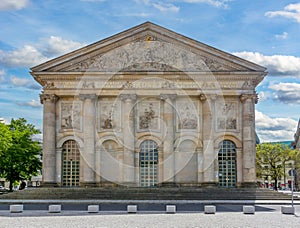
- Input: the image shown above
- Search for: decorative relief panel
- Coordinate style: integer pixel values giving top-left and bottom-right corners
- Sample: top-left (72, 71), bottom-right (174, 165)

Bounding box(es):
top-left (176, 100), bottom-right (199, 131)
top-left (216, 101), bottom-right (238, 131)
top-left (98, 100), bottom-right (121, 131)
top-left (61, 102), bottom-right (82, 130)
top-left (67, 41), bottom-right (241, 72)
top-left (137, 101), bottom-right (160, 131)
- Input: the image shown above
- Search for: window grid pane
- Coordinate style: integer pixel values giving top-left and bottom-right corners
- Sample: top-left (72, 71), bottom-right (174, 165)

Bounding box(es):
top-left (140, 140), bottom-right (158, 187)
top-left (62, 140), bottom-right (80, 187)
top-left (218, 140), bottom-right (236, 188)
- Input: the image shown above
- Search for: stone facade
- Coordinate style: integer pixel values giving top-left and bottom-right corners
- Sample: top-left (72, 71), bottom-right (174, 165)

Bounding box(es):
top-left (31, 22), bottom-right (267, 188)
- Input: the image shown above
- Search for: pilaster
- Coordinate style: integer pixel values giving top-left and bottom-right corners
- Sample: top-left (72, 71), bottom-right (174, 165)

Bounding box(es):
top-left (120, 94), bottom-right (137, 186)
top-left (79, 94), bottom-right (97, 187)
top-left (160, 94), bottom-right (176, 186)
top-left (40, 94), bottom-right (58, 187)
top-left (200, 94), bottom-right (217, 186)
top-left (240, 94), bottom-right (257, 186)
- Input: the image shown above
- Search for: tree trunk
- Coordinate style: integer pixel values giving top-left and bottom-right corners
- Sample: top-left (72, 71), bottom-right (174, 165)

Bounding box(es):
top-left (9, 180), bottom-right (13, 192)
top-left (274, 179), bottom-right (278, 191)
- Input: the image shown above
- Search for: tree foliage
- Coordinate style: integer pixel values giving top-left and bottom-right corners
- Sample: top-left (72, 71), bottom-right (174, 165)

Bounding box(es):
top-left (256, 143), bottom-right (297, 190)
top-left (0, 118), bottom-right (42, 191)
top-left (0, 122), bottom-right (12, 155)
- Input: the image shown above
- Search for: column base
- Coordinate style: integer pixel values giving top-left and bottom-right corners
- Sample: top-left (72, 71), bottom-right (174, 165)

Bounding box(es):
top-left (80, 182), bottom-right (97, 188)
top-left (122, 182), bottom-right (138, 188)
top-left (41, 182), bottom-right (59, 188)
top-left (159, 182), bottom-right (179, 188)
top-left (241, 182), bottom-right (257, 188)
top-left (201, 182), bottom-right (218, 188)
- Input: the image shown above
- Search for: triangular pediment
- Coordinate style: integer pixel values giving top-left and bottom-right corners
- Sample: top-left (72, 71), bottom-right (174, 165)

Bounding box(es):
top-left (31, 22), bottom-right (266, 74)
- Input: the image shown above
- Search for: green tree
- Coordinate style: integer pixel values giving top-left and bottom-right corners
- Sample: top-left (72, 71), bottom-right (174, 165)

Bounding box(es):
top-left (0, 118), bottom-right (42, 191)
top-left (256, 143), bottom-right (293, 190)
top-left (0, 122), bottom-right (12, 155)
top-left (289, 149), bottom-right (300, 191)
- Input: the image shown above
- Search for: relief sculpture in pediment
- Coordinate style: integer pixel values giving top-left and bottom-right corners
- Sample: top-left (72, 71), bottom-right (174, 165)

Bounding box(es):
top-left (71, 41), bottom-right (236, 72)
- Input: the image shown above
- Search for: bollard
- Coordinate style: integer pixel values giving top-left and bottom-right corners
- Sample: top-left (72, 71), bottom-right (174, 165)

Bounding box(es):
top-left (127, 205), bottom-right (137, 213)
top-left (88, 205), bottom-right (99, 213)
top-left (48, 205), bottom-right (61, 213)
top-left (243, 205), bottom-right (255, 214)
top-left (204, 205), bottom-right (216, 214)
top-left (166, 205), bottom-right (176, 214)
top-left (281, 206), bottom-right (295, 215)
top-left (10, 204), bottom-right (23, 213)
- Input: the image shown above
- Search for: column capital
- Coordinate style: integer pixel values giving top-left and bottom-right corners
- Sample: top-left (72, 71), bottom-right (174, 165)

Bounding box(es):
top-left (120, 94), bottom-right (137, 102)
top-left (199, 94), bottom-right (217, 102)
top-left (240, 94), bottom-right (257, 103)
top-left (40, 94), bottom-right (58, 104)
top-left (160, 94), bottom-right (177, 101)
top-left (79, 94), bottom-right (97, 101)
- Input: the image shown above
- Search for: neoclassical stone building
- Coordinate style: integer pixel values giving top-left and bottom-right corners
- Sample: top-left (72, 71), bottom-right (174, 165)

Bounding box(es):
top-left (31, 22), bottom-right (266, 188)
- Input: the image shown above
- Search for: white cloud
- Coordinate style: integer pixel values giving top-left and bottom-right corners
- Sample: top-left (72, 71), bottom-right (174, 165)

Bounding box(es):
top-left (0, 0), bottom-right (29, 11)
top-left (257, 91), bottom-right (270, 102)
top-left (39, 36), bottom-right (86, 57)
top-left (17, 99), bottom-right (42, 108)
top-left (10, 75), bottom-right (41, 90)
top-left (10, 76), bottom-right (31, 87)
top-left (255, 110), bottom-right (298, 142)
top-left (178, 0), bottom-right (231, 8)
top-left (0, 45), bottom-right (48, 67)
top-left (275, 32), bottom-right (288, 40)
top-left (152, 2), bottom-right (179, 13)
top-left (233, 52), bottom-right (300, 77)
top-left (0, 36), bottom-right (85, 68)
top-left (0, 69), bottom-right (5, 82)
top-left (265, 3), bottom-right (300, 23)
top-left (269, 82), bottom-right (300, 105)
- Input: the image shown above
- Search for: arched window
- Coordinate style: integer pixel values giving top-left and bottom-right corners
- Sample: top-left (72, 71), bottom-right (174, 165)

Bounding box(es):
top-left (62, 140), bottom-right (80, 187)
top-left (218, 140), bottom-right (236, 188)
top-left (140, 140), bottom-right (158, 187)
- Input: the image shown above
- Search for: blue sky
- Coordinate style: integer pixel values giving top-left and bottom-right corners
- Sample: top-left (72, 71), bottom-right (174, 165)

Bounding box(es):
top-left (0, 0), bottom-right (299, 142)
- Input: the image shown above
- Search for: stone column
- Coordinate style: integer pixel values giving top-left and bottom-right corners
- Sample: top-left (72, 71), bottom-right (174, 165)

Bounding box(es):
top-left (80, 94), bottom-right (97, 187)
top-left (236, 148), bottom-right (243, 187)
top-left (240, 94), bottom-right (257, 187)
top-left (160, 94), bottom-right (176, 186)
top-left (197, 148), bottom-right (203, 184)
top-left (40, 94), bottom-right (58, 187)
top-left (200, 94), bottom-right (216, 186)
top-left (120, 94), bottom-right (137, 186)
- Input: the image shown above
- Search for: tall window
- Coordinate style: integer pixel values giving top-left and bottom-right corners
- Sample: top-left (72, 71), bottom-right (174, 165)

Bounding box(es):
top-left (218, 140), bottom-right (236, 188)
top-left (140, 140), bottom-right (158, 187)
top-left (62, 140), bottom-right (80, 187)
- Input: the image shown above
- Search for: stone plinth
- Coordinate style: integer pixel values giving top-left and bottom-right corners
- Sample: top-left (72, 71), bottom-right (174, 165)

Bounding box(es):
top-left (10, 205), bottom-right (23, 213)
top-left (49, 205), bottom-right (61, 213)
top-left (204, 205), bottom-right (216, 214)
top-left (166, 205), bottom-right (176, 213)
top-left (281, 206), bottom-right (295, 215)
top-left (127, 205), bottom-right (137, 213)
top-left (88, 205), bottom-right (99, 213)
top-left (243, 205), bottom-right (255, 214)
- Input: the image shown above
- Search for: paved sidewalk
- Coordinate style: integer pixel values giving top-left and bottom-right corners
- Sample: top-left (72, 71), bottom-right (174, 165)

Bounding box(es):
top-left (0, 210), bottom-right (299, 228)
top-left (0, 205), bottom-right (300, 228)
